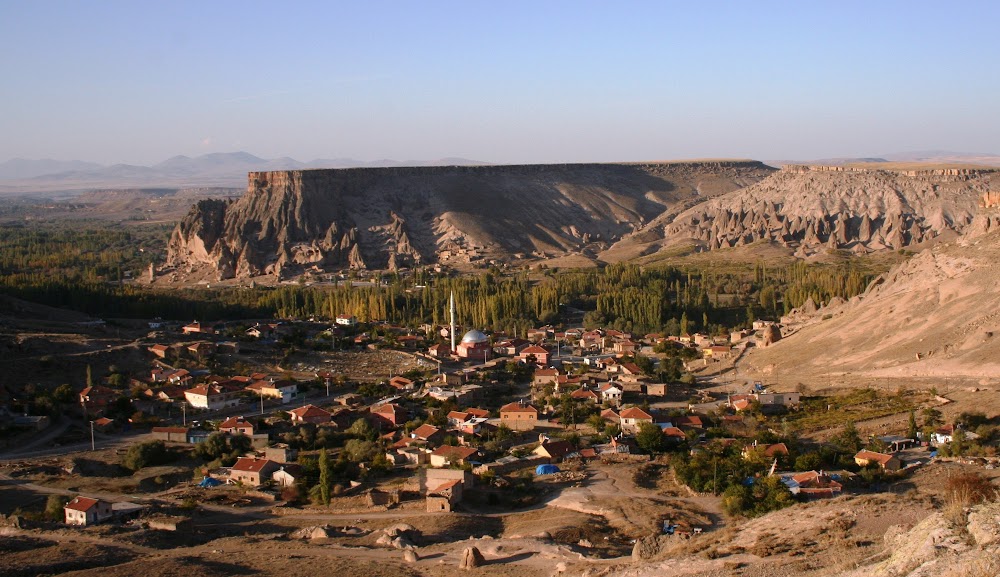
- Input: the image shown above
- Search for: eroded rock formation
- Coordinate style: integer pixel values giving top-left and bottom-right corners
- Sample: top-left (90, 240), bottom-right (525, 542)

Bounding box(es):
top-left (653, 165), bottom-right (1000, 256)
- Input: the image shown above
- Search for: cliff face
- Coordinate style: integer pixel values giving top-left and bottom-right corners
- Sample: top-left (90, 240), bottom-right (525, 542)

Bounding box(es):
top-left (166, 161), bottom-right (773, 279)
top-left (645, 165), bottom-right (1000, 256)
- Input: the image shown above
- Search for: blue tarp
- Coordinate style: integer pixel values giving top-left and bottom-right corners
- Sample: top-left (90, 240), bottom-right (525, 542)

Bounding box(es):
top-left (535, 464), bottom-right (560, 475)
top-left (199, 476), bottom-right (222, 488)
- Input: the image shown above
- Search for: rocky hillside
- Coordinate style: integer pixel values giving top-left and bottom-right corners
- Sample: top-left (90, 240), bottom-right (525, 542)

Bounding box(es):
top-left (746, 194), bottom-right (1000, 385)
top-left (637, 165), bottom-right (1000, 258)
top-left (165, 161), bottom-right (772, 279)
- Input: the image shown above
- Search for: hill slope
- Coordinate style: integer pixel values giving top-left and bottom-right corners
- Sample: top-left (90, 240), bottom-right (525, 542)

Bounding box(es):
top-left (747, 199), bottom-right (1000, 384)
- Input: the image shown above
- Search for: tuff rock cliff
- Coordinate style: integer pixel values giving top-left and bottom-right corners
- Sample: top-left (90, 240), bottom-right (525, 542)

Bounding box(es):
top-left (166, 161), bottom-right (772, 279)
top-left (648, 165), bottom-right (1000, 256)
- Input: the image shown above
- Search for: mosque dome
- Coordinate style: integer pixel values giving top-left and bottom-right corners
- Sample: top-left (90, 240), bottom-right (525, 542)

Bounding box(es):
top-left (460, 329), bottom-right (489, 344)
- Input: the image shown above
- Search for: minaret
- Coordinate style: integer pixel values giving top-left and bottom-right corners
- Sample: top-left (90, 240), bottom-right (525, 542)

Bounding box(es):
top-left (450, 291), bottom-right (456, 354)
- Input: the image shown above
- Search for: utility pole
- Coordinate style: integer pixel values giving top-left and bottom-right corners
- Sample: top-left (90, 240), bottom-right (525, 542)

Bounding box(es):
top-left (90, 420), bottom-right (95, 451)
top-left (182, 402), bottom-right (186, 426)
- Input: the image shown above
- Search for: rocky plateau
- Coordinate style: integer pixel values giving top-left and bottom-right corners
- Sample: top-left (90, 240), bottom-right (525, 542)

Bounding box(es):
top-left (165, 161), bottom-right (1000, 280)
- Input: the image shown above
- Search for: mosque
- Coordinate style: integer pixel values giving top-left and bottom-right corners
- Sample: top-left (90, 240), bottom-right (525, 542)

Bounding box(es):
top-left (456, 329), bottom-right (491, 361)
top-left (447, 292), bottom-right (491, 362)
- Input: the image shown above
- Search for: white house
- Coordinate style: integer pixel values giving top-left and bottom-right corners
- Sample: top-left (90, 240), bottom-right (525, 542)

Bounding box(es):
top-left (64, 496), bottom-right (113, 526)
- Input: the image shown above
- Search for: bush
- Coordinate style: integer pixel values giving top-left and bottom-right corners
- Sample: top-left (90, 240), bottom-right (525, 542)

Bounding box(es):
top-left (120, 440), bottom-right (171, 471)
top-left (45, 494), bottom-right (70, 521)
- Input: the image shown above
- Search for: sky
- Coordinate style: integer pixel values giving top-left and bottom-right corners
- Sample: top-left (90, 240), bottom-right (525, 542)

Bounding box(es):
top-left (1, 0), bottom-right (998, 165)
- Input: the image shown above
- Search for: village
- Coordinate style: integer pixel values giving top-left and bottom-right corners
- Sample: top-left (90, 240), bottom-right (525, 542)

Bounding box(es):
top-left (1, 301), bottom-right (997, 575)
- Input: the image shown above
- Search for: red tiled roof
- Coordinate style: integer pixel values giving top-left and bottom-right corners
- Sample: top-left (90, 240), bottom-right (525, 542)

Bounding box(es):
top-left (65, 496), bottom-right (100, 512)
top-left (411, 424), bottom-right (441, 439)
top-left (619, 407), bottom-right (653, 420)
top-left (431, 445), bottom-right (478, 460)
top-left (289, 404), bottom-right (331, 419)
top-left (855, 450), bottom-right (895, 465)
top-left (521, 345), bottom-right (549, 355)
top-left (465, 408), bottom-right (489, 418)
top-left (500, 402), bottom-right (538, 414)
top-left (231, 457), bottom-right (276, 473)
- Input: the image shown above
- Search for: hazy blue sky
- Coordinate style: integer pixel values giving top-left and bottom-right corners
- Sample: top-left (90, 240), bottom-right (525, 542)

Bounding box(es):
top-left (1, 0), bottom-right (997, 165)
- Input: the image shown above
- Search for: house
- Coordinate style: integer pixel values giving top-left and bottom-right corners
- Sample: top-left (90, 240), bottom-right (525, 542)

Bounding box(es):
top-left (388, 376), bottom-right (416, 391)
top-left (430, 445), bottom-right (480, 468)
top-left (218, 416), bottom-right (254, 436)
top-left (335, 314), bottom-right (358, 327)
top-left (426, 478), bottom-right (464, 512)
top-left (619, 407), bottom-right (654, 432)
top-left (410, 423), bottom-right (445, 445)
top-left (370, 403), bottom-right (407, 429)
top-left (92, 416), bottom-right (115, 432)
top-left (931, 424), bottom-right (979, 445)
top-left (599, 383), bottom-right (623, 406)
top-left (288, 404), bottom-right (331, 425)
top-left (645, 383), bottom-right (668, 397)
top-left (148, 344), bottom-right (170, 359)
top-left (533, 368), bottom-right (560, 387)
top-left (246, 379), bottom-right (299, 404)
top-left (64, 496), bottom-right (113, 526)
top-left (781, 471), bottom-right (843, 499)
top-left (499, 401), bottom-right (539, 431)
top-left (494, 338), bottom-right (529, 356)
top-left (674, 415), bottom-right (704, 429)
top-left (79, 385), bottom-right (117, 414)
top-left (182, 321), bottom-right (215, 335)
top-left (570, 388), bottom-right (600, 403)
top-left (534, 440), bottom-right (575, 462)
top-left (706, 345), bottom-right (731, 359)
top-left (229, 457), bottom-right (280, 486)
top-left (743, 441), bottom-right (789, 461)
top-left (184, 384), bottom-right (241, 410)
top-left (447, 410), bottom-right (470, 427)
top-left (661, 426), bottom-right (687, 442)
top-left (264, 444), bottom-right (297, 463)
top-left (613, 340), bottom-right (640, 355)
top-left (854, 450), bottom-right (903, 471)
top-left (272, 464), bottom-right (303, 488)
top-left (600, 408), bottom-right (621, 424)
top-left (756, 392), bottom-right (801, 408)
top-left (518, 345), bottom-right (550, 366)
top-left (186, 341), bottom-right (216, 359)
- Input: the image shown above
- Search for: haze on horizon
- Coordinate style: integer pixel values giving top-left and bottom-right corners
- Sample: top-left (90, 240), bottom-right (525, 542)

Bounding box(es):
top-left (1, 0), bottom-right (998, 166)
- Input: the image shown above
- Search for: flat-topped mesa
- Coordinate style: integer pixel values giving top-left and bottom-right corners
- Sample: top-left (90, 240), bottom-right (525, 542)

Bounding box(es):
top-left (165, 161), bottom-right (774, 280)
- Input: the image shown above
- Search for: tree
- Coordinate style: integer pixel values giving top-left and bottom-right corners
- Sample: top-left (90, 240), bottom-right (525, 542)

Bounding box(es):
top-left (318, 448), bottom-right (331, 505)
top-left (121, 440), bottom-right (169, 471)
top-left (85, 364), bottom-right (94, 388)
top-left (45, 494), bottom-right (70, 521)
top-left (833, 420), bottom-right (862, 454)
top-left (922, 407), bottom-right (943, 429)
top-left (636, 422), bottom-right (666, 454)
top-left (347, 418), bottom-right (376, 440)
top-left (907, 409), bottom-right (918, 440)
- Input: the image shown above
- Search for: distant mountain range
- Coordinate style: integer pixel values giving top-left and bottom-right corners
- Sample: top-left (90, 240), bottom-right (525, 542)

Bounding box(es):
top-left (4, 150), bottom-right (999, 196)
top-left (765, 150), bottom-right (1000, 168)
top-left (0, 152), bottom-right (489, 194)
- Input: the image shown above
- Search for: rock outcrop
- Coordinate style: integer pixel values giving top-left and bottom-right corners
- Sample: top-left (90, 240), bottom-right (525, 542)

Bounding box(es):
top-left (651, 165), bottom-right (1000, 256)
top-left (165, 161), bottom-right (773, 279)
top-left (459, 546), bottom-right (486, 569)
